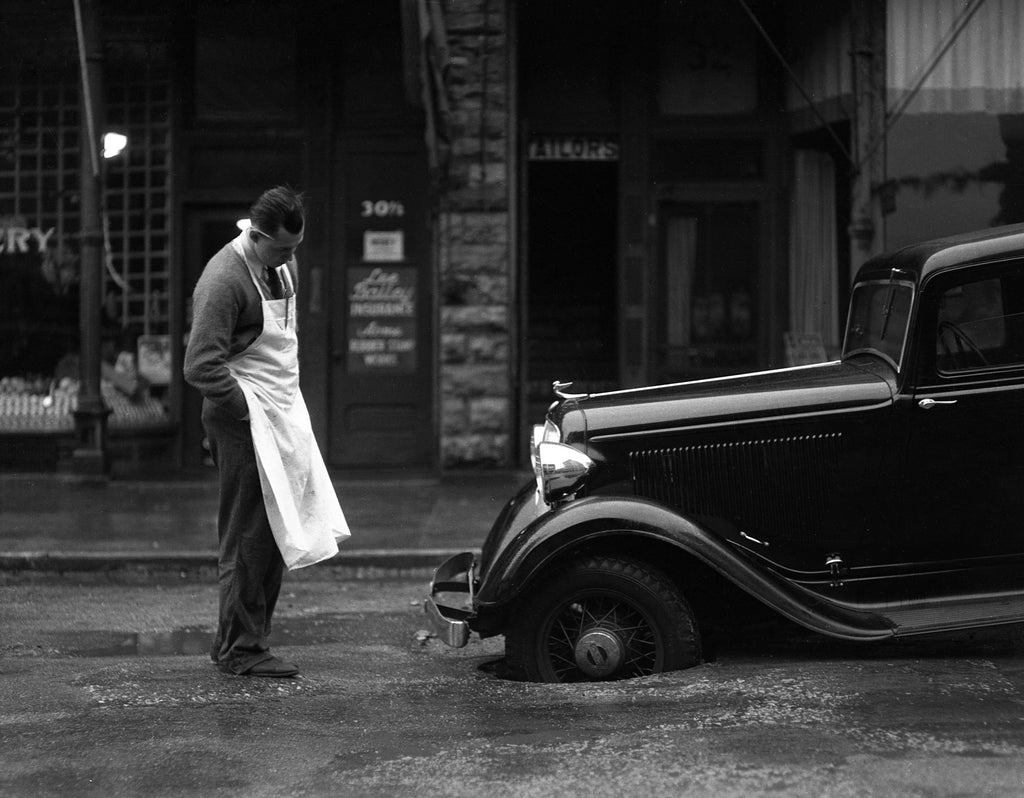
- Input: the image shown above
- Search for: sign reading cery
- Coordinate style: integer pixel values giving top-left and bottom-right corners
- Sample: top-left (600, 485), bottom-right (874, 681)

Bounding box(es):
top-left (0, 216), bottom-right (55, 254)
top-left (528, 136), bottom-right (619, 161)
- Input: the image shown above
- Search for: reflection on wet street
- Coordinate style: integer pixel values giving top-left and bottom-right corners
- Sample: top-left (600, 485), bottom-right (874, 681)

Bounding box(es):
top-left (4, 575), bottom-right (1024, 798)
top-left (70, 627), bottom-right (211, 658)
top-left (66, 614), bottom-right (354, 658)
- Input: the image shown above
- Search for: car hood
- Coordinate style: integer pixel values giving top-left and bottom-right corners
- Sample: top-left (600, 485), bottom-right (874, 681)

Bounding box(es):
top-left (570, 360), bottom-right (894, 440)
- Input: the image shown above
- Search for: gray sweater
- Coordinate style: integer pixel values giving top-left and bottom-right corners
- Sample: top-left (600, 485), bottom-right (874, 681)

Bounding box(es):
top-left (183, 240), bottom-right (296, 419)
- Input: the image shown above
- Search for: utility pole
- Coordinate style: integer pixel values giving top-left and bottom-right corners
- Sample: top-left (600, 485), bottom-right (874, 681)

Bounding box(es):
top-left (849, 0), bottom-right (887, 279)
top-left (70, 0), bottom-right (110, 477)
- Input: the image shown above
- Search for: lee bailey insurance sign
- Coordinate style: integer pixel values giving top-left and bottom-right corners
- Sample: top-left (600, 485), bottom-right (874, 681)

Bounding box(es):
top-left (347, 266), bottom-right (416, 373)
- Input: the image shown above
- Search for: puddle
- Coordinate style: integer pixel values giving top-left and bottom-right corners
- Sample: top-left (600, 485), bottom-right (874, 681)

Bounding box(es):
top-left (67, 614), bottom-right (349, 658)
top-left (73, 628), bottom-right (213, 658)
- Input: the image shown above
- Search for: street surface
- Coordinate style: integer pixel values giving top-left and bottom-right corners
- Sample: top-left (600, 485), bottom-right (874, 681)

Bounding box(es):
top-left (3, 569), bottom-right (1024, 797)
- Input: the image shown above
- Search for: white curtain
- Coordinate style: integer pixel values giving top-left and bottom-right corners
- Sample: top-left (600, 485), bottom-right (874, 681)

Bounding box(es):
top-left (789, 150), bottom-right (839, 352)
top-left (889, 0), bottom-right (1024, 113)
top-left (665, 217), bottom-right (698, 361)
top-left (788, 1), bottom-right (1024, 116)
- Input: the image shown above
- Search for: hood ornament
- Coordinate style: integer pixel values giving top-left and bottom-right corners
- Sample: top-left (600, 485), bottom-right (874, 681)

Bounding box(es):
top-left (552, 381), bottom-right (589, 400)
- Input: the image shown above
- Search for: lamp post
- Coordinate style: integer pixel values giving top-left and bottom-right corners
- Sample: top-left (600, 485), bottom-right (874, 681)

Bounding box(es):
top-left (70, 0), bottom-right (110, 477)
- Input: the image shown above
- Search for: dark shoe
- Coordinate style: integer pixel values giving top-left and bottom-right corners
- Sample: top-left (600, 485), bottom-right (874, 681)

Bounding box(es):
top-left (240, 656), bottom-right (299, 678)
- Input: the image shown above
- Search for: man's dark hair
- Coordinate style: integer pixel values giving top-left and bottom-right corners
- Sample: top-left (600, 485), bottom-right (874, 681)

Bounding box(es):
top-left (250, 186), bottom-right (305, 236)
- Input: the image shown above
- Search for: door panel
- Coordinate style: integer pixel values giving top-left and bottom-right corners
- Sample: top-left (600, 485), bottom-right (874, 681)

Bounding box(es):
top-left (328, 145), bottom-right (434, 468)
top-left (903, 383), bottom-right (1024, 560)
top-left (901, 263), bottom-right (1024, 567)
top-left (524, 161), bottom-right (618, 423)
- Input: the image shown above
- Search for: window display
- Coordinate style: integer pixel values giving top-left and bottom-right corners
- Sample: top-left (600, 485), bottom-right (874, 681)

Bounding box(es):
top-left (0, 69), bottom-right (172, 440)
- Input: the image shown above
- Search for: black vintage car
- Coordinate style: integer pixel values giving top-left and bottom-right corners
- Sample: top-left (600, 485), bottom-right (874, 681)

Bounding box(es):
top-left (426, 224), bottom-right (1024, 682)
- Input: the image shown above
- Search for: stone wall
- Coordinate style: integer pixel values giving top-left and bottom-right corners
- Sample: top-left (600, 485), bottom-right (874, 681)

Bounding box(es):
top-left (438, 0), bottom-right (512, 467)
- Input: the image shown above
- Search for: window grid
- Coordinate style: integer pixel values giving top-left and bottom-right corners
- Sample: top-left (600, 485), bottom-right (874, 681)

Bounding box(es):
top-left (0, 68), bottom-right (172, 339)
top-left (0, 79), bottom-right (80, 281)
top-left (105, 67), bottom-right (172, 335)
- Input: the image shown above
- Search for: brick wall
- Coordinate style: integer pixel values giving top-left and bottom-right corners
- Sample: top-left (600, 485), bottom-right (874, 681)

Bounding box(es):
top-left (438, 0), bottom-right (512, 467)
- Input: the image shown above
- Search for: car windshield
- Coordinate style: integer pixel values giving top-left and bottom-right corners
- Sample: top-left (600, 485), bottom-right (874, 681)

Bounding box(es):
top-left (843, 280), bottom-right (914, 371)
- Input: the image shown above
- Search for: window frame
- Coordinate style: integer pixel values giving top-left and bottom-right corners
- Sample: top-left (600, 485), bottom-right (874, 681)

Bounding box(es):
top-left (916, 259), bottom-right (1024, 386)
top-left (842, 279), bottom-right (915, 374)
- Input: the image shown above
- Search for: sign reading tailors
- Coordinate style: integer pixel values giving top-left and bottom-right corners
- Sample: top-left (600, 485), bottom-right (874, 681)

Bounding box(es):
top-left (347, 267), bottom-right (416, 373)
top-left (528, 136), bottom-right (619, 161)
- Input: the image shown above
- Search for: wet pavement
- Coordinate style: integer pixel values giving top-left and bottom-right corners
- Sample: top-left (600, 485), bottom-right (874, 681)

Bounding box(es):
top-left (4, 573), bottom-right (1024, 797)
top-left (5, 470), bottom-right (1024, 795)
top-left (0, 469), bottom-right (531, 571)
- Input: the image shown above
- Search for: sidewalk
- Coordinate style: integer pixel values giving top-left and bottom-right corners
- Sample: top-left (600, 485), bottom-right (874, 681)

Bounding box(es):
top-left (0, 469), bottom-right (531, 572)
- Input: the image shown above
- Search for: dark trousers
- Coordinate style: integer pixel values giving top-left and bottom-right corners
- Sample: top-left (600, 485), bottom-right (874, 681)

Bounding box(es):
top-left (202, 399), bottom-right (285, 673)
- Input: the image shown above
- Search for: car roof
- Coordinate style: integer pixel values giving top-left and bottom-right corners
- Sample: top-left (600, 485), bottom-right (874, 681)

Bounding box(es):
top-left (856, 223), bottom-right (1024, 284)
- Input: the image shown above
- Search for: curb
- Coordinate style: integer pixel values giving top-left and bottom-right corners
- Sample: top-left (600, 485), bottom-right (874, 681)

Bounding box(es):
top-left (0, 548), bottom-right (470, 575)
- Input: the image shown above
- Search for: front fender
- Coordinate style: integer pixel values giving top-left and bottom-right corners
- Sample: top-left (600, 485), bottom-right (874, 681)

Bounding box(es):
top-left (476, 495), bottom-right (894, 642)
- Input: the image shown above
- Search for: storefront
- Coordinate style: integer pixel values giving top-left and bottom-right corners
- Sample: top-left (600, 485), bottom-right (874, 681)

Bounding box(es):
top-left (0, 1), bottom-right (175, 471)
top-left (517, 0), bottom-right (791, 428)
top-left (514, 0), bottom-right (1024, 453)
top-left (0, 0), bottom-right (442, 473)
top-left (4, 0), bottom-right (1024, 474)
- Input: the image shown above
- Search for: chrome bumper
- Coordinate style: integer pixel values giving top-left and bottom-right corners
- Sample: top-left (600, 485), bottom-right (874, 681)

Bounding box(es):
top-left (424, 551), bottom-right (477, 648)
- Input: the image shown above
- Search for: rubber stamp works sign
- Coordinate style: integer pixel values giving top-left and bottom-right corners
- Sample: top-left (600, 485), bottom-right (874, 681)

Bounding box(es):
top-left (347, 266), bottom-right (417, 373)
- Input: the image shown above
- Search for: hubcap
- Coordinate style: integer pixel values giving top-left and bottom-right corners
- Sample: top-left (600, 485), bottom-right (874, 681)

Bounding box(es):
top-left (573, 628), bottom-right (624, 678)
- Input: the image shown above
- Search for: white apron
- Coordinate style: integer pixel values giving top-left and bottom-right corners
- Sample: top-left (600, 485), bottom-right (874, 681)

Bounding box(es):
top-left (227, 237), bottom-right (351, 569)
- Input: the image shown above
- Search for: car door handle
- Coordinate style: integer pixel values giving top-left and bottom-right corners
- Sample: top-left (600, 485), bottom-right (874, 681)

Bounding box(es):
top-left (918, 398), bottom-right (957, 409)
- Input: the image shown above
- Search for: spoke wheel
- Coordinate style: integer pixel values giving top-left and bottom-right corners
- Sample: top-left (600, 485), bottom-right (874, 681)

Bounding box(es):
top-left (505, 555), bottom-right (701, 683)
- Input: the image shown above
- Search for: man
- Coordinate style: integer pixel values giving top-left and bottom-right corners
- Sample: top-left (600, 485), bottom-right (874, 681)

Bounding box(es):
top-left (184, 186), bottom-right (349, 678)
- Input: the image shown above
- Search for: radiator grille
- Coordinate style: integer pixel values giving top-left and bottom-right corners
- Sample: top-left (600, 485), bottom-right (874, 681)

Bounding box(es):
top-left (629, 433), bottom-right (843, 543)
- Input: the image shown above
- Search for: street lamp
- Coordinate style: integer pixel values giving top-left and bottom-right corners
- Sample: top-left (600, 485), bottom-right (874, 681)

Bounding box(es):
top-left (102, 132), bottom-right (127, 159)
top-left (71, 0), bottom-right (110, 478)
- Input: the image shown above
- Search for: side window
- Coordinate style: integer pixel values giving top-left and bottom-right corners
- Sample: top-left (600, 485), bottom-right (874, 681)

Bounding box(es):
top-left (935, 273), bottom-right (1024, 372)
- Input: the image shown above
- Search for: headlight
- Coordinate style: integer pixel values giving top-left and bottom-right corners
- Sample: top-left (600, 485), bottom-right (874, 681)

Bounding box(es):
top-left (530, 420), bottom-right (560, 472)
top-left (531, 422), bottom-right (594, 504)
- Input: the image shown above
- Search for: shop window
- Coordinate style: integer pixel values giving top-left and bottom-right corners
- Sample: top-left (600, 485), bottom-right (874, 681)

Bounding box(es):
top-left (525, 161), bottom-right (618, 419)
top-left (658, 1), bottom-right (759, 116)
top-left (0, 78), bottom-right (82, 385)
top-left (104, 66), bottom-right (173, 342)
top-left (0, 65), bottom-right (172, 434)
top-left (655, 201), bottom-right (759, 382)
top-left (193, 1), bottom-right (298, 125)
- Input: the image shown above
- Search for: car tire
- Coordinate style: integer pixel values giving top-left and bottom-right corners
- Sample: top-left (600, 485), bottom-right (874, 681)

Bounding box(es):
top-left (504, 554), bottom-right (702, 683)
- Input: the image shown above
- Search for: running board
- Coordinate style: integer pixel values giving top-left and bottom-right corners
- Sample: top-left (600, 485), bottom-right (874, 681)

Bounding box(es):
top-left (887, 594), bottom-right (1024, 636)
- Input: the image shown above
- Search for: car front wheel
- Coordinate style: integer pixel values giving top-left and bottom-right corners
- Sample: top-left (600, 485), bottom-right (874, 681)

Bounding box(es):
top-left (504, 555), bottom-right (701, 683)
